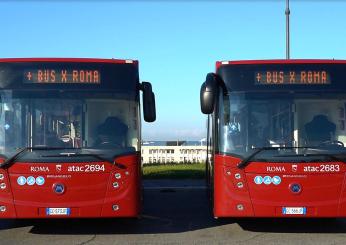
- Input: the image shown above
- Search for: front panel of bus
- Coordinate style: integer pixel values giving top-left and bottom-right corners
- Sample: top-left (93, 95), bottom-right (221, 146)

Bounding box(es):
top-left (212, 62), bottom-right (346, 218)
top-left (0, 60), bottom-right (142, 218)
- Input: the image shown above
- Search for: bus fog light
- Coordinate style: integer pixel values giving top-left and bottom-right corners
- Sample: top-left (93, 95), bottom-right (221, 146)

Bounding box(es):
top-left (125, 171), bottom-right (129, 176)
top-left (0, 183), bottom-right (6, 189)
top-left (114, 173), bottom-right (121, 179)
top-left (237, 204), bottom-right (244, 211)
top-left (112, 205), bottom-right (119, 211)
top-left (235, 173), bottom-right (241, 179)
top-left (237, 182), bottom-right (244, 188)
top-left (113, 182), bottom-right (119, 188)
top-left (0, 174), bottom-right (4, 180)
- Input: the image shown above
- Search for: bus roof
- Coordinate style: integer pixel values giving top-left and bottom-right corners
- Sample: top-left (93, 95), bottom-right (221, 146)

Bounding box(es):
top-left (0, 58), bottom-right (138, 65)
top-left (216, 59), bottom-right (346, 69)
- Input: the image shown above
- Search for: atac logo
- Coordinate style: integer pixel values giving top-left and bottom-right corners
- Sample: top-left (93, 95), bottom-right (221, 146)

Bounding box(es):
top-left (292, 164), bottom-right (298, 172)
top-left (30, 166), bottom-right (50, 172)
top-left (56, 164), bottom-right (62, 172)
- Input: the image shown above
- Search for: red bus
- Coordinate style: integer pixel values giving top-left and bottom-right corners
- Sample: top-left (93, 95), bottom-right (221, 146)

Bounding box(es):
top-left (200, 60), bottom-right (346, 218)
top-left (0, 58), bottom-right (156, 218)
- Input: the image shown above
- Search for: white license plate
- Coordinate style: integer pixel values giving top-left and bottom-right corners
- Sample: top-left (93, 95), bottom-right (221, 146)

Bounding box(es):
top-left (46, 208), bottom-right (71, 216)
top-left (282, 207), bottom-right (306, 215)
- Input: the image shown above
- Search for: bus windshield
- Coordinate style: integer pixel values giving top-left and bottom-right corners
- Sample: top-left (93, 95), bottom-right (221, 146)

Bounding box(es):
top-left (0, 90), bottom-right (139, 161)
top-left (219, 91), bottom-right (346, 161)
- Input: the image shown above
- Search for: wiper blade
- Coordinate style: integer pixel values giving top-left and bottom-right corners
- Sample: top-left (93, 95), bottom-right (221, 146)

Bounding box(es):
top-left (237, 147), bottom-right (346, 169)
top-left (0, 147), bottom-right (30, 168)
top-left (0, 147), bottom-right (81, 168)
top-left (237, 147), bottom-right (277, 169)
top-left (303, 153), bottom-right (346, 163)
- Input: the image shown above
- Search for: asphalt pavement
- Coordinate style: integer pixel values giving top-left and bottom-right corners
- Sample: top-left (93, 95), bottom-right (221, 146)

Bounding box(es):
top-left (0, 180), bottom-right (346, 245)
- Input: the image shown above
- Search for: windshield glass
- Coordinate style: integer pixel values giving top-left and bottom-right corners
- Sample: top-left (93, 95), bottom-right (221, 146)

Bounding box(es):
top-left (0, 90), bottom-right (139, 161)
top-left (219, 91), bottom-right (346, 161)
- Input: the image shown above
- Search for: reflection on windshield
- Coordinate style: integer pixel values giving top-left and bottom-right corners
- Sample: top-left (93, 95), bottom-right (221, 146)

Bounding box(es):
top-left (0, 90), bottom-right (139, 160)
top-left (219, 92), bottom-right (346, 161)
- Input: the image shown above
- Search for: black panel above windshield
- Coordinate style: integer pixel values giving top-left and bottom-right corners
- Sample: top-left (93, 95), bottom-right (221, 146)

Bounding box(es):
top-left (217, 63), bottom-right (346, 92)
top-left (0, 61), bottom-right (139, 99)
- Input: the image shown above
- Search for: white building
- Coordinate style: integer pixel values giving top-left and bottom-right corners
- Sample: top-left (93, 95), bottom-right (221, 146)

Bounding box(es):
top-left (141, 144), bottom-right (207, 164)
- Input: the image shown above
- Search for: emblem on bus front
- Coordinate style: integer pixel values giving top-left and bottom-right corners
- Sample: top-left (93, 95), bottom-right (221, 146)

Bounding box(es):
top-left (53, 183), bottom-right (65, 195)
top-left (289, 183), bottom-right (302, 194)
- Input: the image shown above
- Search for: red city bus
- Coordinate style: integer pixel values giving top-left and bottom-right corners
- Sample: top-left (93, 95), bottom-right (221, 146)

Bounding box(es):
top-left (0, 58), bottom-right (156, 218)
top-left (200, 59), bottom-right (346, 218)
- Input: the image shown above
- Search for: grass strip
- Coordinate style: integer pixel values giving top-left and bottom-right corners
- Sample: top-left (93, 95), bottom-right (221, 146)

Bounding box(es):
top-left (142, 163), bottom-right (205, 179)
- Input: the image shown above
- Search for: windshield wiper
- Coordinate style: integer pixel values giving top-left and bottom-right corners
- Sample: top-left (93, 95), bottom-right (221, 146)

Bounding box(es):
top-left (237, 147), bottom-right (275, 169)
top-left (237, 146), bottom-right (346, 169)
top-left (0, 147), bottom-right (29, 168)
top-left (298, 153), bottom-right (345, 163)
top-left (0, 147), bottom-right (80, 168)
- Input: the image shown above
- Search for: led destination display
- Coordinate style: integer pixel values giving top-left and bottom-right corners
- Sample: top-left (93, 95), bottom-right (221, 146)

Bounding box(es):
top-left (23, 69), bottom-right (101, 84)
top-left (255, 70), bottom-right (330, 85)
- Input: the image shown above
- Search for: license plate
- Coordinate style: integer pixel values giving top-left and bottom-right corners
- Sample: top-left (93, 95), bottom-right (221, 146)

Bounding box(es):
top-left (46, 208), bottom-right (71, 216)
top-left (282, 207), bottom-right (306, 215)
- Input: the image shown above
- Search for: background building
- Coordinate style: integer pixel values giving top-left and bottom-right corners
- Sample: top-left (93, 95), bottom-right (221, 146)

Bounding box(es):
top-left (141, 140), bottom-right (207, 164)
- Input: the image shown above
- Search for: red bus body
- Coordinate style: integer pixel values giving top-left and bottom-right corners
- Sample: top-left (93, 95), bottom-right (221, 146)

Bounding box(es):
top-left (0, 155), bottom-right (141, 218)
top-left (202, 59), bottom-right (346, 218)
top-left (0, 58), bottom-right (154, 218)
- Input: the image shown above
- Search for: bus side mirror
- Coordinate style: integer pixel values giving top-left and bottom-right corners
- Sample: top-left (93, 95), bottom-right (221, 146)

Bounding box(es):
top-left (200, 73), bottom-right (218, 114)
top-left (141, 82), bottom-right (156, 122)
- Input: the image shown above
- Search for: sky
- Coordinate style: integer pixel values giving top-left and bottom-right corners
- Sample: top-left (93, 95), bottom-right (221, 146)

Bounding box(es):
top-left (1, 0), bottom-right (346, 141)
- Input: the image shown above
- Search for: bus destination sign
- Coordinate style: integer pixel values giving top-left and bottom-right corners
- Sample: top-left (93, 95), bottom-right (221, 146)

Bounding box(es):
top-left (255, 70), bottom-right (330, 85)
top-left (23, 69), bottom-right (101, 84)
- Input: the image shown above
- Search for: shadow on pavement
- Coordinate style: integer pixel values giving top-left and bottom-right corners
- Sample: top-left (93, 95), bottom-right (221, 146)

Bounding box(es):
top-left (238, 218), bottom-right (346, 233)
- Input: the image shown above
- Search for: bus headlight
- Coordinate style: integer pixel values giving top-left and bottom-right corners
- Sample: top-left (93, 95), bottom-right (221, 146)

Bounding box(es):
top-left (0, 206), bottom-right (6, 212)
top-left (0, 174), bottom-right (4, 181)
top-left (113, 182), bottom-right (119, 188)
top-left (0, 183), bottom-right (6, 189)
top-left (237, 182), bottom-right (244, 188)
top-left (237, 204), bottom-right (244, 211)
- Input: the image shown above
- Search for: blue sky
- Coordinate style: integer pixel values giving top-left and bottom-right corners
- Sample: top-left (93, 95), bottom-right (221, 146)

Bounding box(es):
top-left (1, 0), bottom-right (346, 140)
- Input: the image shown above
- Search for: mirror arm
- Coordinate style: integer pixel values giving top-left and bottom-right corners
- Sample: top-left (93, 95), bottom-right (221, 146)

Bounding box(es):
top-left (139, 82), bottom-right (152, 92)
